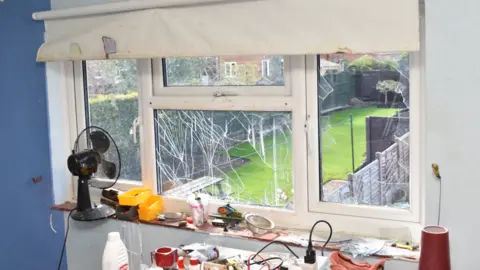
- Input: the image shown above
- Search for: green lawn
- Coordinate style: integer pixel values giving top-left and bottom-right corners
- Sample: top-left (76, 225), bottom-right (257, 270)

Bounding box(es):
top-left (216, 106), bottom-right (397, 204)
top-left (224, 135), bottom-right (293, 204)
top-left (321, 106), bottom-right (398, 183)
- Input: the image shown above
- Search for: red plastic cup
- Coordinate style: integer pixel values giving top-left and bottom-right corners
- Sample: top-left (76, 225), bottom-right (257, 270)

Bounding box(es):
top-left (419, 226), bottom-right (451, 270)
top-left (151, 247), bottom-right (178, 268)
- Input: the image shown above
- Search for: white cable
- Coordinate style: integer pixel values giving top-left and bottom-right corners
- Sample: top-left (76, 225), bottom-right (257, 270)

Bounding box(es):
top-left (50, 213), bottom-right (58, 234)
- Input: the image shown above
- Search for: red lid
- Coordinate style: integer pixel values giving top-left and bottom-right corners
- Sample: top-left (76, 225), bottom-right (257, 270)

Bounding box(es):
top-left (186, 217), bottom-right (193, 224)
top-left (190, 258), bottom-right (199, 266)
top-left (177, 256), bottom-right (184, 269)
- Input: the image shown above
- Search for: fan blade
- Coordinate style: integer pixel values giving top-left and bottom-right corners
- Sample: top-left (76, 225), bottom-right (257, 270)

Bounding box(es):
top-left (90, 131), bottom-right (110, 154)
top-left (102, 159), bottom-right (117, 179)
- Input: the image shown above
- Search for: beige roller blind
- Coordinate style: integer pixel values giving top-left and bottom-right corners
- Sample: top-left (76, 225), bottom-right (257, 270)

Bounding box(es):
top-left (34, 0), bottom-right (420, 61)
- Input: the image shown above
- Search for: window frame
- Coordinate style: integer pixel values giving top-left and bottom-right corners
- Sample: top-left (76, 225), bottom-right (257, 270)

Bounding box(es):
top-left (152, 57), bottom-right (291, 97)
top-left (261, 59), bottom-right (271, 77)
top-left (306, 53), bottom-right (423, 223)
top-left (146, 56), bottom-right (308, 217)
top-left (71, 60), bottom-right (146, 192)
top-left (69, 52), bottom-right (424, 240)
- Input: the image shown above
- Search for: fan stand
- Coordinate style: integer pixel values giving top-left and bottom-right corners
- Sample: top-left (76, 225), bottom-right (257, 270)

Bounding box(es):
top-left (71, 175), bottom-right (115, 221)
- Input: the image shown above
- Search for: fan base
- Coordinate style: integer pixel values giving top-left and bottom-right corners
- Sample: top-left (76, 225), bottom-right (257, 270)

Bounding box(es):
top-left (71, 204), bottom-right (115, 221)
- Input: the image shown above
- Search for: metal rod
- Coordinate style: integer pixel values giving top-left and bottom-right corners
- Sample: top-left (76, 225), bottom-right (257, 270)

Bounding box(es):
top-left (350, 114), bottom-right (355, 173)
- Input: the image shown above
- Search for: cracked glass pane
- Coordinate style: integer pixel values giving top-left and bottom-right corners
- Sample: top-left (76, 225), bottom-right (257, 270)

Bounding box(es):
top-left (155, 110), bottom-right (293, 209)
top-left (318, 53), bottom-right (410, 209)
top-left (84, 60), bottom-right (142, 181)
top-left (164, 56), bottom-right (284, 86)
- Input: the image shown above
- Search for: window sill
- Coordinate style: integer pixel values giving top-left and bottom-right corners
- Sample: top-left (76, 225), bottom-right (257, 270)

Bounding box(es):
top-left (51, 202), bottom-right (420, 263)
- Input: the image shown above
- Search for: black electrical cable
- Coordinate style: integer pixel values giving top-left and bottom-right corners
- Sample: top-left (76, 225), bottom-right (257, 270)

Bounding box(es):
top-left (308, 220), bottom-right (333, 256)
top-left (251, 257), bottom-right (284, 270)
top-left (58, 209), bottom-right (75, 270)
top-left (251, 240), bottom-right (299, 261)
top-left (304, 220), bottom-right (333, 264)
top-left (250, 257), bottom-right (284, 265)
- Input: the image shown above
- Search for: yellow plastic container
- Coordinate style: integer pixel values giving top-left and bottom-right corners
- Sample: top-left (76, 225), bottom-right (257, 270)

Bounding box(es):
top-left (118, 188), bottom-right (152, 206)
top-left (138, 195), bottom-right (164, 221)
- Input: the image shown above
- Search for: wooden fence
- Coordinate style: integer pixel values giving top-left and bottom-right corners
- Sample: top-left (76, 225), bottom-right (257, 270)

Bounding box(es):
top-left (324, 132), bottom-right (409, 206)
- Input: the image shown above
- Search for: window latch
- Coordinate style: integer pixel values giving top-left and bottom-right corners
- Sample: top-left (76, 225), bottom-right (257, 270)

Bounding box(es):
top-left (131, 116), bottom-right (142, 143)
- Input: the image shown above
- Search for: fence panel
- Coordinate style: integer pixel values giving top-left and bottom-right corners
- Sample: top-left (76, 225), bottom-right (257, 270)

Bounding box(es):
top-left (350, 159), bottom-right (381, 205)
top-left (319, 71), bottom-right (355, 112)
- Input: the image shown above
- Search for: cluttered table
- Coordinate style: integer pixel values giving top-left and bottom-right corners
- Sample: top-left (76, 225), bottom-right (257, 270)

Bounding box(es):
top-left (52, 198), bottom-right (420, 266)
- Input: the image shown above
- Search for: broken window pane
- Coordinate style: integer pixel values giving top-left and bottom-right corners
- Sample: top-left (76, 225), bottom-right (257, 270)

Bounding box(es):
top-left (84, 60), bottom-right (142, 181)
top-left (318, 53), bottom-right (410, 209)
top-left (155, 110), bottom-right (293, 209)
top-left (163, 56), bottom-right (285, 86)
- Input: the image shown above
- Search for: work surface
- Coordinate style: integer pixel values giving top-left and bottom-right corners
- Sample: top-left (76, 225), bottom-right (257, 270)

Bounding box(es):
top-left (53, 202), bottom-right (419, 268)
top-left (62, 217), bottom-right (418, 270)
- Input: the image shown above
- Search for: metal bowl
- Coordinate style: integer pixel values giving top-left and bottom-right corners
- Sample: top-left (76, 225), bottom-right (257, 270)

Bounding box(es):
top-left (244, 213), bottom-right (275, 235)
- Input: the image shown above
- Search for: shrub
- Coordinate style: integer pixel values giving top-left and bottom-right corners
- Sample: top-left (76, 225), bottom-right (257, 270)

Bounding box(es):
top-left (348, 55), bottom-right (399, 72)
top-left (89, 93), bottom-right (141, 181)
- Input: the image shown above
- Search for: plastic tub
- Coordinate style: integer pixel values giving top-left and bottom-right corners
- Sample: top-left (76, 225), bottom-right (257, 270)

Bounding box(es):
top-left (118, 188), bottom-right (152, 206)
top-left (138, 195), bottom-right (164, 221)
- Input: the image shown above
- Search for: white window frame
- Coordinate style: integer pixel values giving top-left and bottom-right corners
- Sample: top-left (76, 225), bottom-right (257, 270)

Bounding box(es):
top-left (261, 59), bottom-right (270, 77)
top-left (153, 57), bottom-right (291, 97)
top-left (70, 60), bottom-right (145, 192)
top-left (69, 52), bottom-right (424, 240)
top-left (306, 53), bottom-right (422, 223)
top-left (145, 56), bottom-right (307, 216)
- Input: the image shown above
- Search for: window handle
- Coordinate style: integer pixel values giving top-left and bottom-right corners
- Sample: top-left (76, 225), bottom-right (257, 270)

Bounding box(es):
top-left (131, 116), bottom-right (142, 143)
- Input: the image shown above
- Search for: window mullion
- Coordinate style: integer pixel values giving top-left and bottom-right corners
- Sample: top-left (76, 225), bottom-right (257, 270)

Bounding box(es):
top-left (138, 59), bottom-right (157, 192)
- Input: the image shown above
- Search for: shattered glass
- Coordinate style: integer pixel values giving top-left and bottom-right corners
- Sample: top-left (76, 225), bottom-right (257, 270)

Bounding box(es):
top-left (318, 53), bottom-right (410, 209)
top-left (155, 110), bottom-right (293, 208)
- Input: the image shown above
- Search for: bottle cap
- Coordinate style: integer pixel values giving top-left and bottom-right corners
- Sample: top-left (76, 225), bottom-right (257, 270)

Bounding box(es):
top-left (107, 232), bottom-right (120, 241)
top-left (190, 258), bottom-right (199, 266)
top-left (186, 217), bottom-right (193, 224)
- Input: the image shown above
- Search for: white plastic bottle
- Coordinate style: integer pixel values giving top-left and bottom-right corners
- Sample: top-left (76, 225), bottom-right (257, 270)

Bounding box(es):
top-left (102, 232), bottom-right (129, 270)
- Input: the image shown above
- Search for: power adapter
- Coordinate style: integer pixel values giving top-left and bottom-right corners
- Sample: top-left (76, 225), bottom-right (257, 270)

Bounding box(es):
top-left (287, 257), bottom-right (330, 270)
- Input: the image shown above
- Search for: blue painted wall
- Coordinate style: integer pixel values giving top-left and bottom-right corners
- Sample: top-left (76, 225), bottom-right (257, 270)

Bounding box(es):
top-left (0, 0), bottom-right (66, 269)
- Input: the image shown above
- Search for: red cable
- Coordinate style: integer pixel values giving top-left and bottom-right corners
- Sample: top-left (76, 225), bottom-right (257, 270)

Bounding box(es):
top-left (247, 254), bottom-right (270, 270)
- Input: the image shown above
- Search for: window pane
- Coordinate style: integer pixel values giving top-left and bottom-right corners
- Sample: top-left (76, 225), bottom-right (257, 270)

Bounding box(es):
top-left (155, 110), bottom-right (293, 209)
top-left (85, 60), bottom-right (141, 181)
top-left (318, 53), bottom-right (410, 209)
top-left (164, 56), bottom-right (284, 86)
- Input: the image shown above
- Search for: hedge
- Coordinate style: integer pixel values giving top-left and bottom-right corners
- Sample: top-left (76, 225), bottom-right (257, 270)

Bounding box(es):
top-left (89, 93), bottom-right (141, 180)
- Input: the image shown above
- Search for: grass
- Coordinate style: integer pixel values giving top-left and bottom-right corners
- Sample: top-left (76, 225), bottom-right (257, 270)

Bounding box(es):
top-left (213, 106), bottom-right (397, 204)
top-left (321, 106), bottom-right (398, 183)
top-left (224, 134), bottom-right (293, 205)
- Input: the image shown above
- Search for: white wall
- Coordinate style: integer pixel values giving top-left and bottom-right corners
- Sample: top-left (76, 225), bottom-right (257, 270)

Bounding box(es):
top-left (66, 218), bottom-right (417, 270)
top-left (425, 0), bottom-right (480, 269)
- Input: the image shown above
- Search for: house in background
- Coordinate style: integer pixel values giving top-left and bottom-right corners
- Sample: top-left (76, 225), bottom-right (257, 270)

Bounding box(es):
top-left (219, 55), bottom-right (284, 85)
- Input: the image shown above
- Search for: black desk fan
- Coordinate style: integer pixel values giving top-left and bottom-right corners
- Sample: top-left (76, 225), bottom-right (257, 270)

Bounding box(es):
top-left (67, 126), bottom-right (121, 221)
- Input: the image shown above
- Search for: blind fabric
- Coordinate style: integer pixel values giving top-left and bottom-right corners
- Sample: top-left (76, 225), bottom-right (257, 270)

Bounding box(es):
top-left (34, 0), bottom-right (420, 61)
